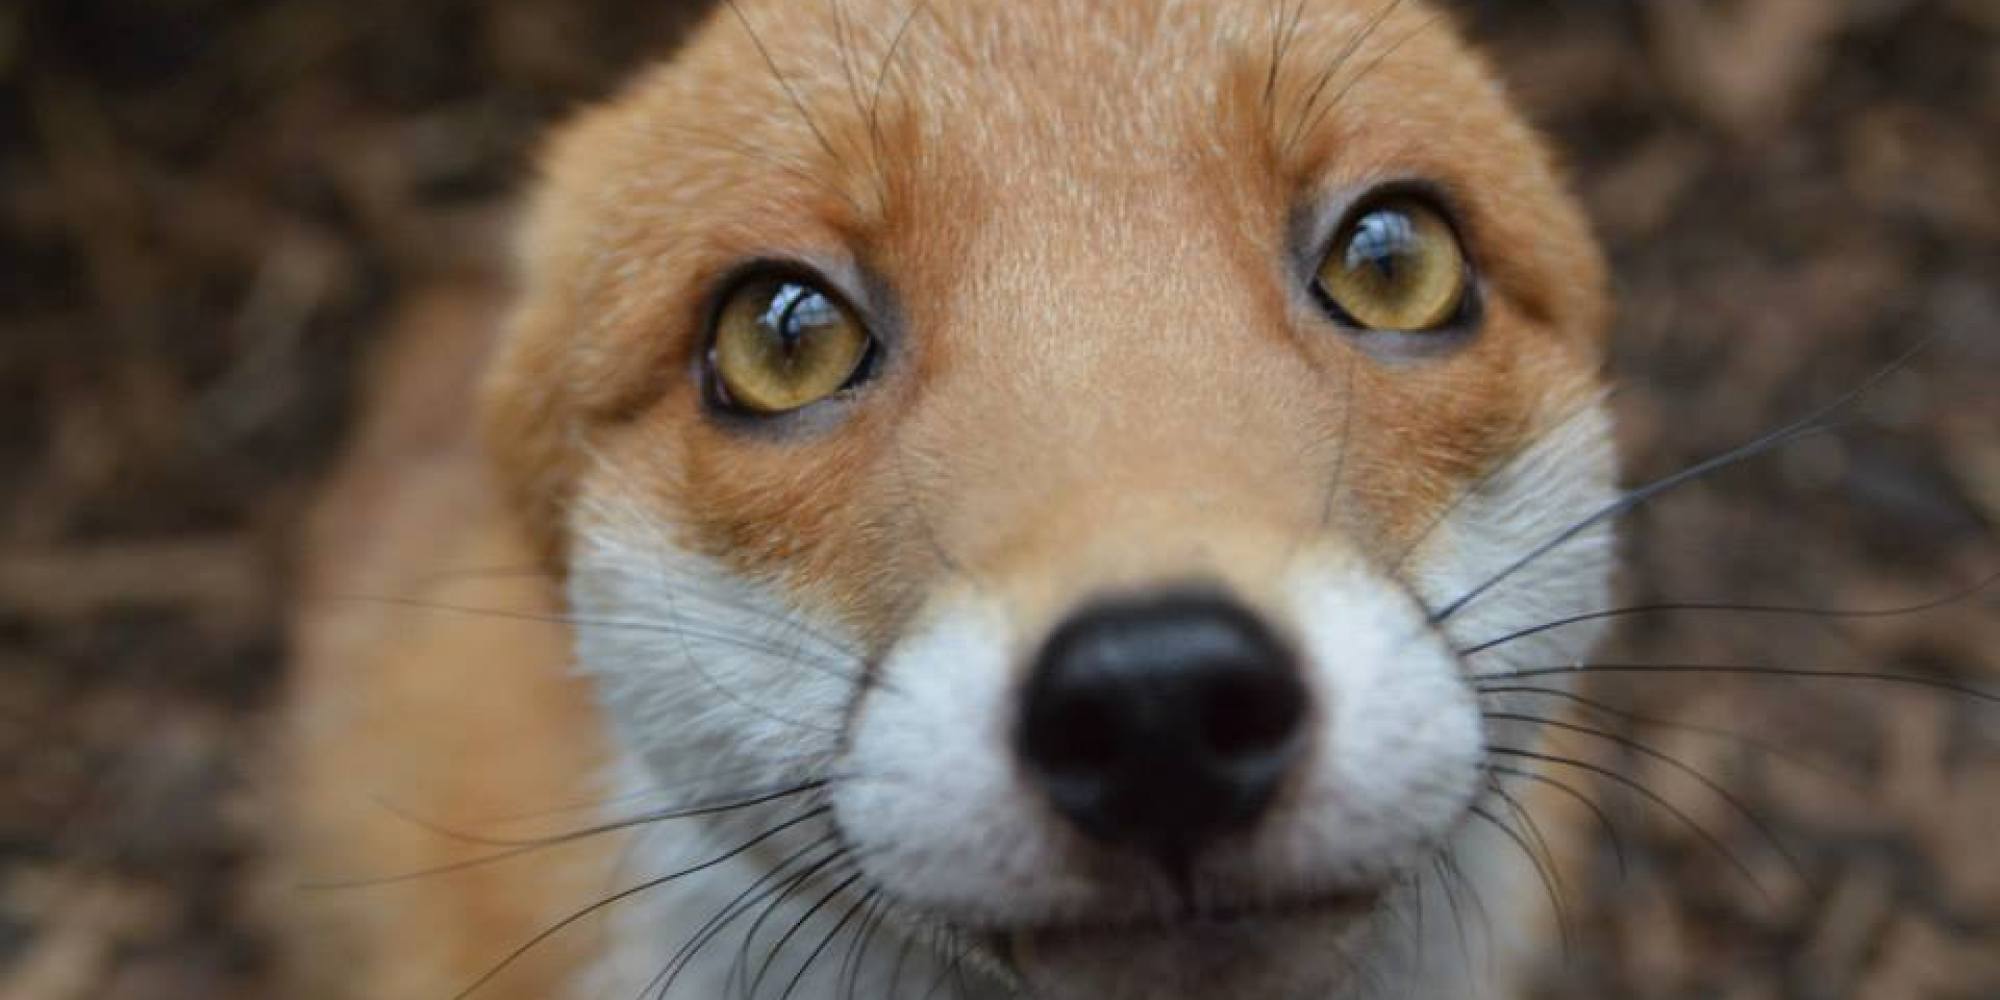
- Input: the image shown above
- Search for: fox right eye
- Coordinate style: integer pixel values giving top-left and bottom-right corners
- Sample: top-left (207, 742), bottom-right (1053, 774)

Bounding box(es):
top-left (706, 272), bottom-right (877, 416)
top-left (1313, 195), bottom-right (1473, 335)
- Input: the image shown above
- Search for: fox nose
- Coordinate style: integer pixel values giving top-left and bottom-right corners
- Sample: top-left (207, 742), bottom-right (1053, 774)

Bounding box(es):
top-left (1017, 590), bottom-right (1309, 867)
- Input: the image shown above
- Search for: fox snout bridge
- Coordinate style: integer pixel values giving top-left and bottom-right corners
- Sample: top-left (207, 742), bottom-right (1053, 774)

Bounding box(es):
top-left (1017, 590), bottom-right (1309, 869)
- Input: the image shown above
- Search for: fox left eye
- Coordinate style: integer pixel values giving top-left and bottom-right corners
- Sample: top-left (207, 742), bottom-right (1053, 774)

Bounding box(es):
top-left (707, 273), bottom-right (875, 415)
top-left (1314, 196), bottom-right (1472, 333)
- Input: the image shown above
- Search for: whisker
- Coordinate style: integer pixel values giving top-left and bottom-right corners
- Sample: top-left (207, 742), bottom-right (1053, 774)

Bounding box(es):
top-left (1262, 0), bottom-right (1311, 127)
top-left (752, 870), bottom-right (867, 999)
top-left (884, 916), bottom-right (922, 999)
top-left (721, 0), bottom-right (868, 217)
top-left (1485, 763), bottom-right (1628, 879)
top-left (301, 781), bottom-right (830, 890)
top-left (891, 439), bottom-right (981, 590)
top-left (944, 930), bottom-right (975, 1000)
top-left (826, 0), bottom-right (870, 144)
top-left (732, 849), bottom-right (857, 997)
top-left (915, 925), bottom-right (960, 1000)
top-left (1428, 854), bottom-right (1471, 977)
top-left (1484, 776), bottom-right (1565, 898)
top-left (1390, 391), bottom-right (1616, 574)
top-left (450, 751), bottom-right (843, 829)
top-left (1430, 339), bottom-right (1935, 625)
top-left (648, 838), bottom-right (844, 1000)
top-left (779, 879), bottom-right (874, 1000)
top-left (1435, 850), bottom-right (1492, 980)
top-left (1488, 747), bottom-right (1774, 906)
top-left (1403, 866), bottom-right (1426, 974)
top-left (1460, 569), bottom-right (2000, 656)
top-left (1283, 0), bottom-right (1408, 156)
top-left (866, 0), bottom-right (938, 181)
top-left (1318, 351), bottom-right (1359, 531)
top-left (1478, 663), bottom-right (1997, 702)
top-left (1467, 804), bottom-right (1569, 959)
top-left (317, 594), bottom-right (867, 671)
top-left (650, 121), bottom-right (869, 211)
top-left (1479, 684), bottom-right (1852, 789)
top-left (1482, 711), bottom-right (1804, 886)
top-left (1296, 11), bottom-right (1449, 144)
top-left (448, 806), bottom-right (832, 1000)
top-left (838, 892), bottom-right (890, 1000)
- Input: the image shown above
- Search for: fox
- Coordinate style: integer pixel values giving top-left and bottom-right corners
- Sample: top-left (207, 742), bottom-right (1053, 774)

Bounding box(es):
top-left (282, 0), bottom-right (1632, 997)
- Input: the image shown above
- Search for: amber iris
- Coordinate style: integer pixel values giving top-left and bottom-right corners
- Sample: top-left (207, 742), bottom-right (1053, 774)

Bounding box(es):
top-left (711, 276), bottom-right (871, 414)
top-left (1316, 198), bottom-right (1469, 332)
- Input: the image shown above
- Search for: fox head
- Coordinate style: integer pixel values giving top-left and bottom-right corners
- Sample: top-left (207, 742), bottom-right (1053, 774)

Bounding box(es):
top-left (483, 0), bottom-right (1617, 996)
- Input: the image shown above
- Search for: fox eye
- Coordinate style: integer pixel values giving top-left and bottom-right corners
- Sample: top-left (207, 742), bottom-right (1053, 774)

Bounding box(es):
top-left (707, 274), bottom-right (875, 415)
top-left (1314, 197), bottom-right (1471, 333)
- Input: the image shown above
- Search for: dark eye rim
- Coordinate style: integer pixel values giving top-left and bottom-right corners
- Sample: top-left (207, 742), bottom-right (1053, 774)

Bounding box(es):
top-left (1302, 182), bottom-right (1485, 341)
top-left (699, 259), bottom-right (883, 418)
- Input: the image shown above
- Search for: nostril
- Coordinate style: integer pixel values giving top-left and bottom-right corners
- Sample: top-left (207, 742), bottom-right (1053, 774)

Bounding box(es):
top-left (1202, 672), bottom-right (1306, 759)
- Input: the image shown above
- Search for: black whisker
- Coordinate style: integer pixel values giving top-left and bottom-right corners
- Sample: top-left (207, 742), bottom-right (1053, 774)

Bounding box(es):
top-left (1480, 684), bottom-right (1852, 789)
top-left (884, 916), bottom-right (922, 999)
top-left (1319, 350), bottom-right (1360, 530)
top-left (950, 937), bottom-right (974, 1000)
top-left (1431, 339), bottom-right (1934, 625)
top-left (1435, 850), bottom-right (1492, 979)
top-left (1283, 0), bottom-right (1408, 156)
top-left (1488, 747), bottom-right (1774, 905)
top-left (651, 121), bottom-right (872, 213)
top-left (752, 871), bottom-right (866, 999)
top-left (319, 594), bottom-right (867, 671)
top-left (1479, 663), bottom-right (1997, 702)
top-left (729, 849), bottom-right (854, 998)
top-left (1483, 711), bottom-right (1804, 886)
top-left (720, 0), bottom-right (867, 217)
top-left (1485, 776), bottom-right (1565, 899)
top-left (644, 835), bottom-right (841, 1000)
top-left (448, 806), bottom-right (831, 1000)
top-left (1467, 804), bottom-right (1570, 959)
top-left (1390, 392), bottom-right (1616, 574)
top-left (1297, 11), bottom-right (1448, 143)
top-left (1403, 866), bottom-right (1426, 972)
top-left (1460, 569), bottom-right (2000, 656)
top-left (866, 0), bottom-right (938, 175)
top-left (918, 925), bottom-right (962, 1000)
top-left (1485, 763), bottom-right (1627, 878)
top-left (780, 878), bottom-right (873, 1000)
top-left (303, 780), bottom-right (829, 890)
top-left (1262, 0), bottom-right (1311, 126)
top-left (838, 892), bottom-right (889, 1000)
top-left (891, 439), bottom-right (981, 590)
top-left (1428, 854), bottom-right (1472, 976)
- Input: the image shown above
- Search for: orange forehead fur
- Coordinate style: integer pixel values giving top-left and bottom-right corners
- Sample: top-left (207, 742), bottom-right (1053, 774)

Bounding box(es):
top-left (483, 0), bottom-right (1609, 637)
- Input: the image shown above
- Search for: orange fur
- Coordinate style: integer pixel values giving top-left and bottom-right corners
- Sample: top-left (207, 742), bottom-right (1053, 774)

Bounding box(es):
top-left (284, 1), bottom-right (1611, 996)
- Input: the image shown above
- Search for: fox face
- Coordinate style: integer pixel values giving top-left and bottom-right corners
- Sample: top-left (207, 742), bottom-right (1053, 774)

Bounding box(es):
top-left (484, 0), bottom-right (1618, 996)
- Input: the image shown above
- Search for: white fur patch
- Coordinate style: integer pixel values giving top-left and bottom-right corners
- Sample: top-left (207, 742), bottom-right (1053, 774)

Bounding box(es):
top-left (562, 400), bottom-right (1619, 1000)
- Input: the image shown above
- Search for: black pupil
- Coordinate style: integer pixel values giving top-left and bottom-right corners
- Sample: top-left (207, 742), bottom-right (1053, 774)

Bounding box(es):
top-left (1344, 209), bottom-right (1415, 283)
top-left (758, 282), bottom-right (838, 352)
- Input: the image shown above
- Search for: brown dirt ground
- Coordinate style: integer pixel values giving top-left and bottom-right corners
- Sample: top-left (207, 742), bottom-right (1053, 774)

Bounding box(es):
top-left (1, 1), bottom-right (1995, 998)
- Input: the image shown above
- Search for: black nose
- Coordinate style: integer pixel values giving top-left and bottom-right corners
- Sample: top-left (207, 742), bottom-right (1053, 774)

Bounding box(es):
top-left (1017, 590), bottom-right (1309, 867)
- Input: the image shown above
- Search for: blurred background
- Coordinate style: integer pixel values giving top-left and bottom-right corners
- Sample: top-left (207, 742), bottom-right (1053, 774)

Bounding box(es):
top-left (0, 0), bottom-right (1994, 997)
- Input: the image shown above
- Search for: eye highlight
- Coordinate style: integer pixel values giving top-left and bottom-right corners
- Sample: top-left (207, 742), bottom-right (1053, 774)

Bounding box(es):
top-left (1314, 196), bottom-right (1471, 333)
top-left (707, 273), bottom-right (874, 415)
